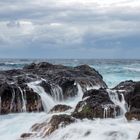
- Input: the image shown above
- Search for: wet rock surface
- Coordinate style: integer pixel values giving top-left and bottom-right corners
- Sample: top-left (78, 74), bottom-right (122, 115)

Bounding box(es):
top-left (72, 88), bottom-right (120, 119)
top-left (114, 81), bottom-right (140, 120)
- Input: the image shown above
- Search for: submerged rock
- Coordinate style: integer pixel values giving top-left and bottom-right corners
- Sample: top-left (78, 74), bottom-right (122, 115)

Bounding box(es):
top-left (125, 109), bottom-right (140, 120)
top-left (49, 104), bottom-right (72, 113)
top-left (20, 114), bottom-right (75, 139)
top-left (72, 88), bottom-right (120, 119)
top-left (20, 133), bottom-right (33, 138)
top-left (104, 131), bottom-right (128, 140)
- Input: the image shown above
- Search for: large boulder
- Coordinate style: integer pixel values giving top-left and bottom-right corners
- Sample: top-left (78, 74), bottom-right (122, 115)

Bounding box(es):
top-left (72, 88), bottom-right (120, 119)
top-left (23, 62), bottom-right (107, 100)
top-left (24, 62), bottom-right (107, 90)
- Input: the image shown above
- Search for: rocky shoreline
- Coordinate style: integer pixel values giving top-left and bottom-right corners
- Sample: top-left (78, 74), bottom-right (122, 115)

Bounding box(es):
top-left (0, 62), bottom-right (107, 114)
top-left (0, 62), bottom-right (139, 139)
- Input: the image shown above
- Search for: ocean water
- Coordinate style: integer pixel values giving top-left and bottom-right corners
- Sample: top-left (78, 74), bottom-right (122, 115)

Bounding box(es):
top-left (1, 59), bottom-right (140, 87)
top-left (0, 59), bottom-right (140, 140)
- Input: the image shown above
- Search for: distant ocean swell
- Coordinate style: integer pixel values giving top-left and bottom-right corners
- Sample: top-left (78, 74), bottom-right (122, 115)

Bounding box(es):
top-left (0, 59), bottom-right (140, 88)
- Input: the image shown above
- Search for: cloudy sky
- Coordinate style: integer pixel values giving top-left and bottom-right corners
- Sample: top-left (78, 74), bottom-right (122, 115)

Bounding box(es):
top-left (0, 0), bottom-right (140, 58)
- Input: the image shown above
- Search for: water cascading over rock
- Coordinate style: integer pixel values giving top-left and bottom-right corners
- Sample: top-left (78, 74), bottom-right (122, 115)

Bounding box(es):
top-left (113, 81), bottom-right (140, 120)
top-left (72, 88), bottom-right (122, 119)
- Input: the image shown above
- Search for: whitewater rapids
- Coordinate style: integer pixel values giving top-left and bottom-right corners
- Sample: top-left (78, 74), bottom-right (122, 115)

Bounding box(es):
top-left (0, 113), bottom-right (139, 140)
top-left (0, 82), bottom-right (139, 140)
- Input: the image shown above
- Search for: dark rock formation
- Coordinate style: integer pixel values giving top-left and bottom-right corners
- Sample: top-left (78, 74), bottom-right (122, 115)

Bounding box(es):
top-left (20, 114), bottom-right (75, 139)
top-left (49, 104), bottom-right (72, 113)
top-left (24, 62), bottom-right (107, 93)
top-left (114, 81), bottom-right (140, 120)
top-left (0, 62), bottom-right (107, 114)
top-left (72, 88), bottom-right (120, 119)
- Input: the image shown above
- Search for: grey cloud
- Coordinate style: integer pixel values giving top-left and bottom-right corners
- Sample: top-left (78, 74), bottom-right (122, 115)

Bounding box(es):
top-left (0, 0), bottom-right (140, 58)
